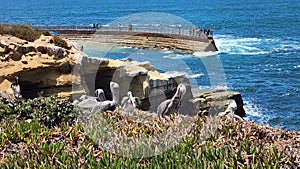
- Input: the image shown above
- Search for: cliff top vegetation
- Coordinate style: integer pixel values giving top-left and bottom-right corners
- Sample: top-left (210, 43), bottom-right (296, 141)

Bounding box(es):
top-left (0, 96), bottom-right (299, 168)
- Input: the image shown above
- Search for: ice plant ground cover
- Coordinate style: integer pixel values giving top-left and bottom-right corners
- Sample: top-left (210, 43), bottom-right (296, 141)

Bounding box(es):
top-left (0, 96), bottom-right (299, 168)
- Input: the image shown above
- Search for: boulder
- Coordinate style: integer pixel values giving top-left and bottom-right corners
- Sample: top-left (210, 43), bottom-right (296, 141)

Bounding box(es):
top-left (36, 46), bottom-right (68, 59)
top-left (192, 88), bottom-right (245, 118)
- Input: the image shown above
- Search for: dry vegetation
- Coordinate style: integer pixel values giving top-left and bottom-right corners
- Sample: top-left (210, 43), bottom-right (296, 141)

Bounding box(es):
top-left (0, 24), bottom-right (69, 49)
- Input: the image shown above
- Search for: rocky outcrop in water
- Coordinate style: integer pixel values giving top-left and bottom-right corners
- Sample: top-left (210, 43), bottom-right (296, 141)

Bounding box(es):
top-left (192, 89), bottom-right (246, 117)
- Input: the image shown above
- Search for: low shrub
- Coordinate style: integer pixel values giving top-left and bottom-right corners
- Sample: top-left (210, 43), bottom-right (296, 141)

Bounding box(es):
top-left (0, 24), bottom-right (50, 42)
top-left (52, 35), bottom-right (70, 49)
top-left (0, 96), bottom-right (76, 128)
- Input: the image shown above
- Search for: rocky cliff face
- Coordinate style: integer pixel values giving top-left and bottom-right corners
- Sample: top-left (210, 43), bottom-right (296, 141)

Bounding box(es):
top-left (0, 35), bottom-right (80, 98)
top-left (0, 34), bottom-right (244, 117)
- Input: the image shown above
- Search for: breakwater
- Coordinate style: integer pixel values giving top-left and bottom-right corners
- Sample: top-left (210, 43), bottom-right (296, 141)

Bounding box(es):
top-left (32, 25), bottom-right (218, 53)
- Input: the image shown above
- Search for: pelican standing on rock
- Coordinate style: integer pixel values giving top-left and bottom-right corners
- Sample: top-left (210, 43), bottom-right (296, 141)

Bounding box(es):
top-left (218, 101), bottom-right (244, 121)
top-left (11, 76), bottom-right (22, 99)
top-left (95, 89), bottom-right (106, 101)
top-left (74, 82), bottom-right (120, 112)
top-left (157, 83), bottom-right (186, 118)
top-left (73, 89), bottom-right (106, 105)
top-left (121, 91), bottom-right (139, 112)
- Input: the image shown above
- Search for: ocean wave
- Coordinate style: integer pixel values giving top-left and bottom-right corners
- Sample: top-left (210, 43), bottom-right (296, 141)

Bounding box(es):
top-left (161, 71), bottom-right (204, 80)
top-left (162, 49), bottom-right (174, 54)
top-left (162, 53), bottom-right (191, 59)
top-left (271, 43), bottom-right (300, 53)
top-left (294, 65), bottom-right (300, 69)
top-left (214, 35), bottom-right (269, 55)
top-left (243, 101), bottom-right (262, 117)
top-left (214, 35), bottom-right (300, 55)
top-left (243, 100), bottom-right (271, 125)
top-left (193, 51), bottom-right (219, 57)
top-left (162, 52), bottom-right (219, 60)
top-left (186, 73), bottom-right (204, 79)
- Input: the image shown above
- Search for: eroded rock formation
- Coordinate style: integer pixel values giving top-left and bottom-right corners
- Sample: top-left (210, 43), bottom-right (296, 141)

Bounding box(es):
top-left (0, 35), bottom-right (80, 98)
top-left (0, 34), bottom-right (244, 118)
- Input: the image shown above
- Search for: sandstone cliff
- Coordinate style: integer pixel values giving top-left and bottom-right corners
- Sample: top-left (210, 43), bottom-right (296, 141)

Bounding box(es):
top-left (0, 34), bottom-right (244, 117)
top-left (0, 35), bottom-right (82, 98)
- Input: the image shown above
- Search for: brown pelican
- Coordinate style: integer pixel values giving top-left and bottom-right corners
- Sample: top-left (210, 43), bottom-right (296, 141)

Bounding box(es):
top-left (73, 89), bottom-right (106, 105)
top-left (157, 83), bottom-right (186, 118)
top-left (11, 76), bottom-right (22, 99)
top-left (120, 91), bottom-right (139, 112)
top-left (74, 82), bottom-right (120, 112)
top-left (95, 89), bottom-right (106, 101)
top-left (218, 101), bottom-right (244, 121)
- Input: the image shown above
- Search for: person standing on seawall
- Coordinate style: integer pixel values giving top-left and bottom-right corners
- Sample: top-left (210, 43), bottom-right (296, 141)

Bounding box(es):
top-left (207, 29), bottom-right (213, 39)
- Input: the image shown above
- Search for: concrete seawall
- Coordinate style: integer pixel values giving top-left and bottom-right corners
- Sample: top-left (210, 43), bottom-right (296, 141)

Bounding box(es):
top-left (55, 30), bottom-right (218, 53)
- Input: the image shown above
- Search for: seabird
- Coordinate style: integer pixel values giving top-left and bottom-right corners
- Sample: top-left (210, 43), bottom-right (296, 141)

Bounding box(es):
top-left (73, 89), bottom-right (106, 105)
top-left (218, 101), bottom-right (244, 121)
top-left (157, 83), bottom-right (186, 118)
top-left (11, 76), bottom-right (22, 99)
top-left (95, 89), bottom-right (106, 101)
top-left (121, 91), bottom-right (139, 112)
top-left (74, 82), bottom-right (120, 112)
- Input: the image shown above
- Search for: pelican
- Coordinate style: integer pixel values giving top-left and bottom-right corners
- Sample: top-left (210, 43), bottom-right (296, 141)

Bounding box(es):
top-left (121, 91), bottom-right (139, 112)
top-left (95, 89), bottom-right (106, 101)
top-left (74, 82), bottom-right (120, 112)
top-left (11, 76), bottom-right (22, 99)
top-left (218, 101), bottom-right (244, 121)
top-left (157, 83), bottom-right (186, 118)
top-left (73, 89), bottom-right (106, 105)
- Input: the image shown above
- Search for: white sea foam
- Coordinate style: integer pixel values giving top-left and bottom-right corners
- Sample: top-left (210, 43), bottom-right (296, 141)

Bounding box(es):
top-left (186, 73), bottom-right (204, 79)
top-left (121, 46), bottom-right (133, 49)
top-left (243, 101), bottom-right (262, 117)
top-left (162, 52), bottom-right (219, 60)
top-left (162, 54), bottom-right (190, 59)
top-left (294, 65), bottom-right (300, 69)
top-left (243, 100), bottom-right (271, 125)
top-left (193, 51), bottom-right (219, 57)
top-left (215, 34), bottom-right (300, 55)
top-left (214, 35), bottom-right (270, 55)
top-left (162, 49), bottom-right (174, 54)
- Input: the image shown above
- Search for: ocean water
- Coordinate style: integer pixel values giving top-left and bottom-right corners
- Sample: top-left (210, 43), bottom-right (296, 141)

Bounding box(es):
top-left (1, 0), bottom-right (299, 130)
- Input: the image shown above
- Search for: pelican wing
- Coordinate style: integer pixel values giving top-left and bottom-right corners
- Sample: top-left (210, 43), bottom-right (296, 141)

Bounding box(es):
top-left (76, 98), bottom-right (99, 108)
top-left (157, 99), bottom-right (173, 117)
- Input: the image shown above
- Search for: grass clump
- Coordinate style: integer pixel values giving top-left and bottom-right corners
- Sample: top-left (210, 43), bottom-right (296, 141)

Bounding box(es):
top-left (0, 96), bottom-right (299, 168)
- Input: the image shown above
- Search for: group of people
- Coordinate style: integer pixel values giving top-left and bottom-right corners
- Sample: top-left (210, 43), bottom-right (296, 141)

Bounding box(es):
top-left (91, 23), bottom-right (213, 39)
top-left (189, 26), bottom-right (213, 38)
top-left (92, 23), bottom-right (100, 29)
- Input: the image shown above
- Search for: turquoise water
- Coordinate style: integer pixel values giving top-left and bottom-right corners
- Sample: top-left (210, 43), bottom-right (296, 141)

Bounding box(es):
top-left (1, 0), bottom-right (299, 130)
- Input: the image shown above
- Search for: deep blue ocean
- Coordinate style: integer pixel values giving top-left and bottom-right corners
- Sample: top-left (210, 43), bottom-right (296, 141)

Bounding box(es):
top-left (1, 0), bottom-right (299, 130)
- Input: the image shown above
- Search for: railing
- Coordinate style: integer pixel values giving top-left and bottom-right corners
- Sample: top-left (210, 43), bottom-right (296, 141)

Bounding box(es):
top-left (31, 24), bottom-right (212, 37)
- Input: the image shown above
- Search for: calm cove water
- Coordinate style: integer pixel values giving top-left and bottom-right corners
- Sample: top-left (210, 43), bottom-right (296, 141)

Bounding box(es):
top-left (0, 0), bottom-right (299, 130)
